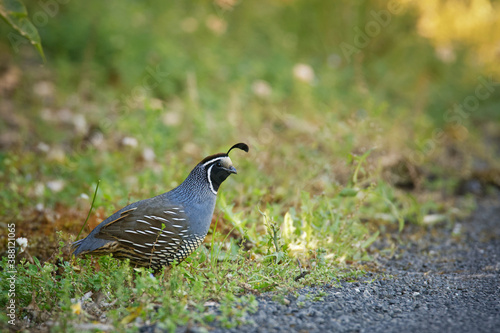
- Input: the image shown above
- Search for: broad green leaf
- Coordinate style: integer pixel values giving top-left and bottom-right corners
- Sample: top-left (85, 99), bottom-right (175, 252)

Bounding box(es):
top-left (0, 0), bottom-right (45, 60)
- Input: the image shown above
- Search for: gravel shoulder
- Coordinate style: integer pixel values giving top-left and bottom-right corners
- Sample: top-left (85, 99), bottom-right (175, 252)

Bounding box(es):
top-left (204, 196), bottom-right (500, 333)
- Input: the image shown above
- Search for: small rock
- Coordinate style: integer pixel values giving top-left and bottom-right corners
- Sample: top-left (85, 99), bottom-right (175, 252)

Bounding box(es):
top-left (252, 80), bottom-right (272, 98)
top-left (33, 81), bottom-right (54, 98)
top-left (293, 63), bottom-right (315, 83)
top-left (46, 180), bottom-right (65, 192)
top-left (37, 142), bottom-right (50, 153)
top-left (142, 147), bottom-right (156, 162)
top-left (162, 111), bottom-right (182, 126)
top-left (73, 114), bottom-right (88, 135)
top-left (122, 136), bottom-right (138, 147)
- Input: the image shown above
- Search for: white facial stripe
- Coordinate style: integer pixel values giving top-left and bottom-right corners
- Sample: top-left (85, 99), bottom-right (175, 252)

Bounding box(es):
top-left (206, 164), bottom-right (217, 195)
top-left (202, 156), bottom-right (226, 167)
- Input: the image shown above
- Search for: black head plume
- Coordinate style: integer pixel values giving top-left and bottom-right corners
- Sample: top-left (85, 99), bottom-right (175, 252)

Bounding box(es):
top-left (227, 143), bottom-right (249, 156)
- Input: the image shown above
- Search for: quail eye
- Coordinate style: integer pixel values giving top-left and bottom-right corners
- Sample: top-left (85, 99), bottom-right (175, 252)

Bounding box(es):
top-left (216, 162), bottom-right (222, 167)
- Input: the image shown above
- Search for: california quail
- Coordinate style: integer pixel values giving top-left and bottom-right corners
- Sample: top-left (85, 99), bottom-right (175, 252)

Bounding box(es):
top-left (72, 143), bottom-right (249, 270)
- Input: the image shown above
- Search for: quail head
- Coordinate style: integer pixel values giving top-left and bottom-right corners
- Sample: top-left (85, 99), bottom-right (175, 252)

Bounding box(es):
top-left (72, 142), bottom-right (249, 270)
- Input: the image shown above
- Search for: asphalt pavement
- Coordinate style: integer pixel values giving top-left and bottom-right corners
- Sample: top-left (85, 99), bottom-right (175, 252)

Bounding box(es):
top-left (199, 196), bottom-right (500, 333)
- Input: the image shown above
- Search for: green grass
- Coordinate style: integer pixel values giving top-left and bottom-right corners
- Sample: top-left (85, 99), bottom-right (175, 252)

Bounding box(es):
top-left (0, 145), bottom-right (471, 330)
top-left (0, 229), bottom-right (366, 332)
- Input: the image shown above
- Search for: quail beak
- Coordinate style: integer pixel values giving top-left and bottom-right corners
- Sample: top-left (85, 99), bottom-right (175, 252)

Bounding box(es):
top-left (227, 166), bottom-right (237, 174)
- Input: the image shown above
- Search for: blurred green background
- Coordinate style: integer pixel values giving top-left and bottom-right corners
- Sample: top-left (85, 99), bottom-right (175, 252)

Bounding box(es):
top-left (1, 0), bottom-right (499, 258)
